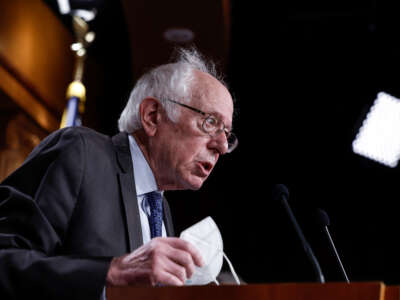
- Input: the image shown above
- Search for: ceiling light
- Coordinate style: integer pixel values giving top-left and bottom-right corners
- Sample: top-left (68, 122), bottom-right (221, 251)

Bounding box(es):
top-left (163, 28), bottom-right (195, 44)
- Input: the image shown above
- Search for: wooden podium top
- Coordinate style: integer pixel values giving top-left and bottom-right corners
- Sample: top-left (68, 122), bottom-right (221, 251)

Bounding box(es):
top-left (107, 282), bottom-right (398, 300)
top-left (385, 285), bottom-right (400, 300)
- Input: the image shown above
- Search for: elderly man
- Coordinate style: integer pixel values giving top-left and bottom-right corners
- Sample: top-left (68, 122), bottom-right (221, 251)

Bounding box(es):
top-left (0, 48), bottom-right (237, 299)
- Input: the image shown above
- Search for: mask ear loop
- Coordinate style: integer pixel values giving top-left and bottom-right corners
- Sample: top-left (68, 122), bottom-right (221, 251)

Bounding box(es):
top-left (181, 234), bottom-right (241, 285)
top-left (222, 252), bottom-right (241, 285)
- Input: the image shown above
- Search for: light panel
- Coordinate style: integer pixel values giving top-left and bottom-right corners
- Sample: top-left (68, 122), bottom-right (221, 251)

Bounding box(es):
top-left (352, 92), bottom-right (400, 168)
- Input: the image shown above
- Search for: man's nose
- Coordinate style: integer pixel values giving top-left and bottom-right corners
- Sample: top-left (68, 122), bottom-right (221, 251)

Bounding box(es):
top-left (209, 131), bottom-right (228, 155)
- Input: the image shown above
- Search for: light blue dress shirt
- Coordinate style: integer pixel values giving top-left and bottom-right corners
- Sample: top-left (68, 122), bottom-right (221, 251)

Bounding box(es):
top-left (128, 134), bottom-right (167, 243)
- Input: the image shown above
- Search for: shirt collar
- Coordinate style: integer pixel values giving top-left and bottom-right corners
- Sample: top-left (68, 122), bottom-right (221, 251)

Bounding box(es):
top-left (128, 134), bottom-right (160, 196)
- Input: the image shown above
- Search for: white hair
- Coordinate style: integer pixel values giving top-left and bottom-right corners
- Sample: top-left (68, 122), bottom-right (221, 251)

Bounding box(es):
top-left (118, 47), bottom-right (224, 133)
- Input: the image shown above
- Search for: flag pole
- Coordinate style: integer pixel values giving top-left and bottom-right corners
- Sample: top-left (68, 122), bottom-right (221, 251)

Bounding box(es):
top-left (60, 15), bottom-right (95, 128)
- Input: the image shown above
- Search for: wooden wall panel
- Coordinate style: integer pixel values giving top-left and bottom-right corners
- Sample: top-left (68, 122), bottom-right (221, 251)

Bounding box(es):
top-left (0, 0), bottom-right (75, 179)
top-left (0, 0), bottom-right (74, 129)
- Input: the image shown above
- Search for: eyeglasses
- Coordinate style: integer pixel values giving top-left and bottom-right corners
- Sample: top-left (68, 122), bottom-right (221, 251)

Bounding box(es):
top-left (163, 98), bottom-right (238, 153)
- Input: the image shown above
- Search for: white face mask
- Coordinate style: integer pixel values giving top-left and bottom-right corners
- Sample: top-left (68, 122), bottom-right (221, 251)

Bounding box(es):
top-left (180, 216), bottom-right (240, 286)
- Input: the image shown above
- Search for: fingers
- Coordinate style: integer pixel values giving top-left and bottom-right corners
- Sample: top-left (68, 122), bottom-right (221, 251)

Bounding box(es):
top-left (165, 247), bottom-right (195, 279)
top-left (160, 237), bottom-right (205, 267)
top-left (161, 258), bottom-right (188, 285)
top-left (150, 237), bottom-right (203, 282)
top-left (106, 237), bottom-right (204, 287)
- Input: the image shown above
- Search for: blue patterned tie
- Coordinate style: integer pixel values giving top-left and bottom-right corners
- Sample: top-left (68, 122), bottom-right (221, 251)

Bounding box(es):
top-left (146, 191), bottom-right (163, 238)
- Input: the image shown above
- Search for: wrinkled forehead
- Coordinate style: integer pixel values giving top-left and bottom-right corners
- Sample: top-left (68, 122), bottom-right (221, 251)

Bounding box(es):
top-left (191, 71), bottom-right (234, 126)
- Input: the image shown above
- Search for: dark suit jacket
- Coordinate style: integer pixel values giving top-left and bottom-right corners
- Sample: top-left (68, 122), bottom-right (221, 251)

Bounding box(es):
top-left (0, 127), bottom-right (175, 299)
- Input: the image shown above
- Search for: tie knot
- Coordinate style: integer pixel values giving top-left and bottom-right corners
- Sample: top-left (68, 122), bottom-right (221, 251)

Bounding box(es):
top-left (146, 191), bottom-right (163, 212)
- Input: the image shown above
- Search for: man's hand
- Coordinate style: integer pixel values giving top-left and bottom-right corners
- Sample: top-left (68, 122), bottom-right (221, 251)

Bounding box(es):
top-left (106, 237), bottom-right (204, 286)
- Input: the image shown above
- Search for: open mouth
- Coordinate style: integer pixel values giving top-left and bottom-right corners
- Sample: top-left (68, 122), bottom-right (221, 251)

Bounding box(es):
top-left (197, 161), bottom-right (213, 176)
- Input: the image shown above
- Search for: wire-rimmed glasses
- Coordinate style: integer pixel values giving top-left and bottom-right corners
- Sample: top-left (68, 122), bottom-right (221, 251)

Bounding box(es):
top-left (163, 98), bottom-right (238, 153)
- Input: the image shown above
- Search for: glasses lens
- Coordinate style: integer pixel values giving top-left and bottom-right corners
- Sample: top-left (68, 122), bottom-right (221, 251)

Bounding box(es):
top-left (202, 116), bottom-right (238, 153)
top-left (203, 116), bottom-right (219, 133)
top-left (227, 133), bottom-right (238, 153)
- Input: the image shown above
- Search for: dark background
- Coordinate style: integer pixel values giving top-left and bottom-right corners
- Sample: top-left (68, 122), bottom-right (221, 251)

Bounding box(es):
top-left (46, 0), bottom-right (400, 285)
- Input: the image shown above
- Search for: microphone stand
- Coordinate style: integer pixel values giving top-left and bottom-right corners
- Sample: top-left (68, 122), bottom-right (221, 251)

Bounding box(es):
top-left (279, 188), bottom-right (326, 284)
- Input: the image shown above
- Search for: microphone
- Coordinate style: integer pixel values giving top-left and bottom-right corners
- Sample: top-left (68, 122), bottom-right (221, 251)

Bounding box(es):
top-left (315, 208), bottom-right (350, 283)
top-left (273, 184), bottom-right (325, 283)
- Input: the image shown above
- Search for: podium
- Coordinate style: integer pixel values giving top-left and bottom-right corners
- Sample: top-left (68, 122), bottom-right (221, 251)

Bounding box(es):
top-left (107, 282), bottom-right (400, 300)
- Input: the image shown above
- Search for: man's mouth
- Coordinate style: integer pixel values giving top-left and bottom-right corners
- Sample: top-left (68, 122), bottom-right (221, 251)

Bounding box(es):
top-left (196, 161), bottom-right (214, 176)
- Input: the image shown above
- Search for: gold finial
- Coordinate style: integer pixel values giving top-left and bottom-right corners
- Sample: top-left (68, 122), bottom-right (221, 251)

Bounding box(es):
top-left (66, 81), bottom-right (86, 103)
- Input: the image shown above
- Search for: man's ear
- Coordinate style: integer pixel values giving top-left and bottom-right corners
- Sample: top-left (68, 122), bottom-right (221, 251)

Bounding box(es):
top-left (139, 98), bottom-right (163, 136)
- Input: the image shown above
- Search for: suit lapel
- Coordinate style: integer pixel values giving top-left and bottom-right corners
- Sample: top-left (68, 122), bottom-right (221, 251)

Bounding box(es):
top-left (163, 197), bottom-right (175, 237)
top-left (112, 132), bottom-right (143, 251)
